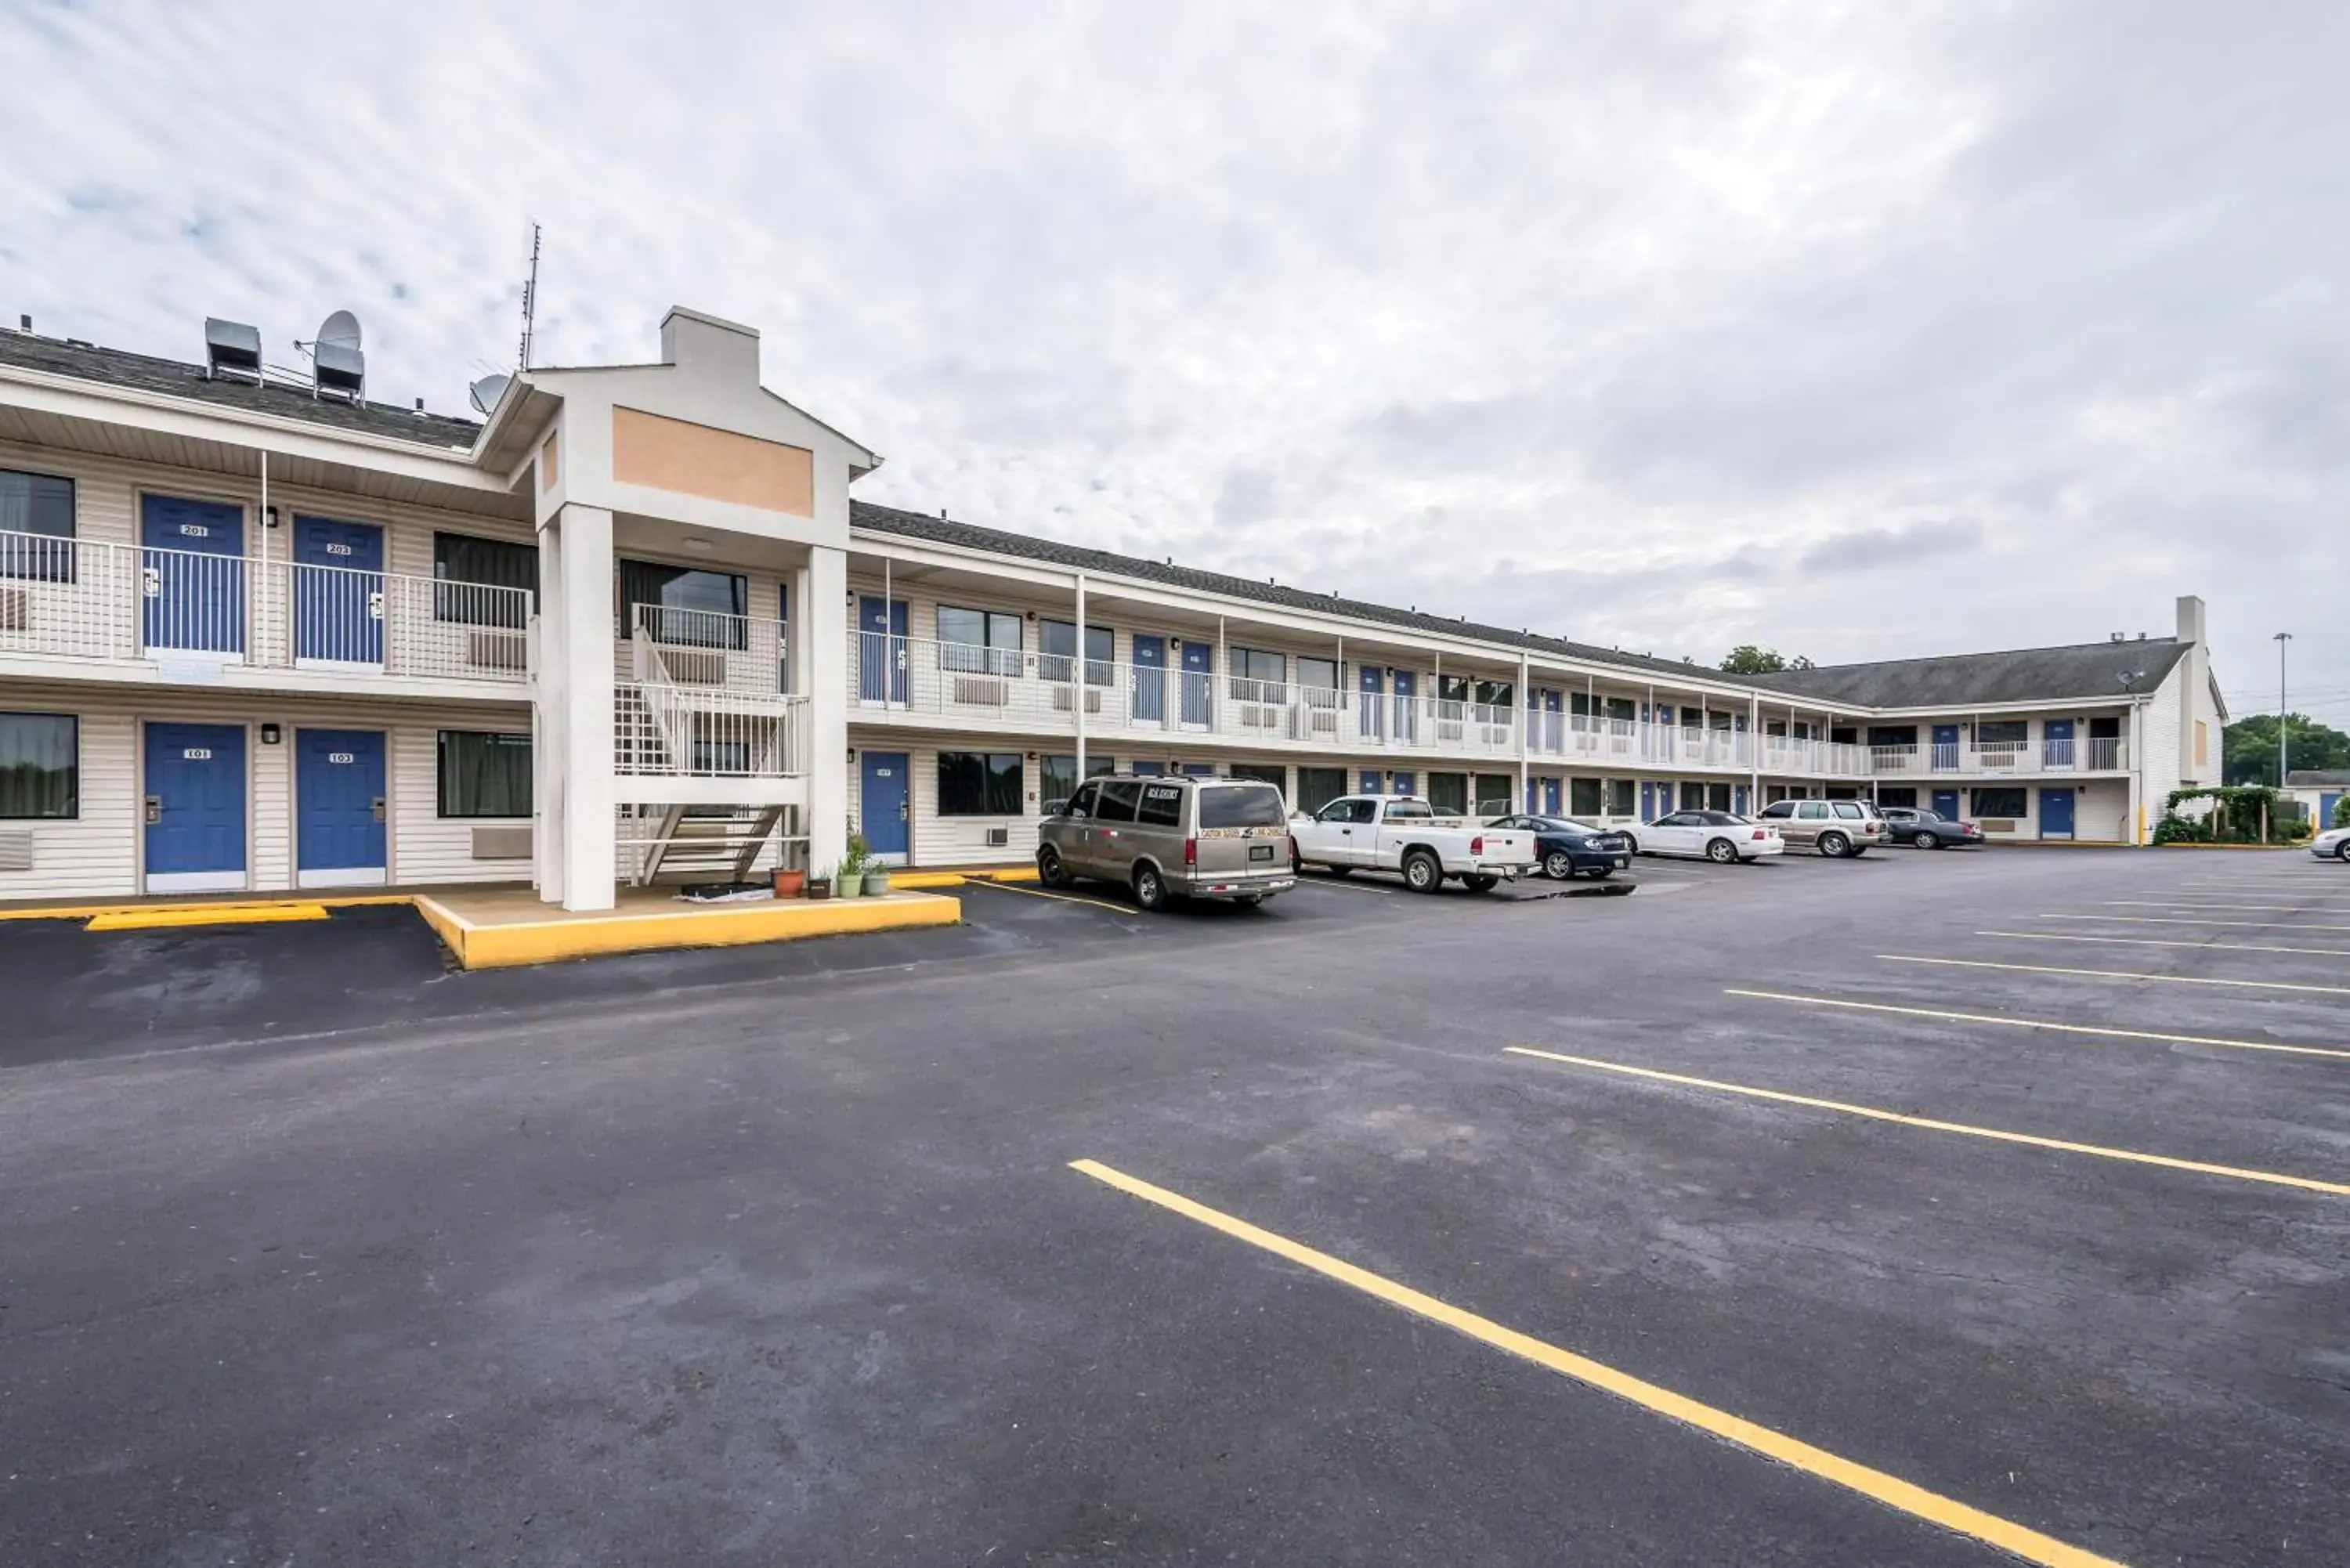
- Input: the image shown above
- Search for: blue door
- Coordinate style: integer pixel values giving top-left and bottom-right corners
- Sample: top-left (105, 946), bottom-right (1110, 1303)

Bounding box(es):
top-left (1733, 784), bottom-right (1749, 815)
top-left (1180, 641), bottom-right (1211, 726)
top-left (1391, 669), bottom-right (1417, 742)
top-left (144, 722), bottom-right (246, 890)
top-left (1542, 776), bottom-right (1562, 815)
top-left (293, 515), bottom-right (384, 664)
top-left (2319, 793), bottom-right (2341, 831)
top-left (2040, 787), bottom-right (2076, 840)
top-left (1640, 781), bottom-right (1655, 818)
top-left (857, 598), bottom-right (908, 704)
top-left (2043, 718), bottom-right (2074, 769)
top-left (860, 751), bottom-right (909, 862)
top-left (1654, 781), bottom-right (1673, 814)
top-left (1932, 789), bottom-right (1961, 821)
top-left (1359, 769), bottom-right (1382, 795)
top-left (1358, 665), bottom-right (1383, 739)
top-left (1390, 771), bottom-right (1415, 797)
top-left (1132, 634), bottom-right (1166, 723)
top-left (142, 496), bottom-right (245, 655)
top-left (1932, 724), bottom-right (1960, 770)
top-left (296, 728), bottom-right (386, 882)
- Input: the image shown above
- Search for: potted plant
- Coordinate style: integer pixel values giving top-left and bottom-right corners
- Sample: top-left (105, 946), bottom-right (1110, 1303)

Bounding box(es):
top-left (772, 865), bottom-right (806, 898)
top-left (837, 833), bottom-right (870, 898)
top-left (806, 865), bottom-right (833, 901)
top-left (862, 861), bottom-right (891, 898)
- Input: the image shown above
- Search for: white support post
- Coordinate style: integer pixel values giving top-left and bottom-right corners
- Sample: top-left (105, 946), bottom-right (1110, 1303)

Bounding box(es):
top-left (1073, 570), bottom-right (1087, 779)
top-left (534, 516), bottom-right (566, 903)
top-left (556, 504), bottom-right (616, 911)
top-left (1518, 652), bottom-right (1531, 810)
top-left (805, 544), bottom-right (848, 878)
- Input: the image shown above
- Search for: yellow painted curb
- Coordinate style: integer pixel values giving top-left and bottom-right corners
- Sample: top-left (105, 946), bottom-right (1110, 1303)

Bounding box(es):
top-left (0, 893), bottom-right (410, 923)
top-left (893, 865), bottom-right (1039, 889)
top-left (414, 890), bottom-right (964, 970)
top-left (88, 903), bottom-right (331, 931)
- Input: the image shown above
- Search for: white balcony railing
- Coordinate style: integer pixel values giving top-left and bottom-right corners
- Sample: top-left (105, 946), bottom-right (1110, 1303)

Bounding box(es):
top-left (615, 681), bottom-right (809, 777)
top-left (0, 529), bottom-right (532, 684)
top-left (620, 605), bottom-right (789, 695)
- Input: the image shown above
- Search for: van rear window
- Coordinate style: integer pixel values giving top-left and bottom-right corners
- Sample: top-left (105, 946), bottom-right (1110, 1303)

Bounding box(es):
top-left (1137, 783), bottom-right (1185, 826)
top-left (1198, 784), bottom-right (1287, 829)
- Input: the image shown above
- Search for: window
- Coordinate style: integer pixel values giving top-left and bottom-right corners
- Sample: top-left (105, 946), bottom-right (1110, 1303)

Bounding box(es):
top-left (1063, 781), bottom-right (1101, 818)
top-left (1200, 783), bottom-right (1288, 829)
top-left (937, 750), bottom-right (1023, 815)
top-left (1797, 801), bottom-right (1830, 819)
top-left (1039, 752), bottom-right (1115, 807)
top-left (1607, 779), bottom-right (1636, 817)
top-left (1230, 647), bottom-right (1287, 698)
top-left (1867, 726), bottom-right (1918, 748)
top-left (1227, 763), bottom-right (1288, 797)
top-left (1385, 798), bottom-right (1434, 820)
top-left (1705, 783), bottom-right (1732, 812)
top-left (0, 470), bottom-right (75, 583)
top-left (1039, 620), bottom-right (1115, 685)
top-left (1476, 680), bottom-right (1514, 710)
top-left (1437, 674), bottom-right (1472, 705)
top-left (938, 606), bottom-right (1022, 675)
top-left (1605, 696), bottom-right (1636, 723)
top-left (432, 533), bottom-right (537, 627)
top-left (436, 731), bottom-right (532, 818)
top-left (1427, 772), bottom-right (1468, 814)
top-left (1972, 786), bottom-right (2027, 818)
top-left (622, 559), bottom-right (747, 649)
top-left (1570, 778), bottom-right (1603, 816)
top-left (1759, 801), bottom-right (1795, 819)
top-left (1297, 656), bottom-right (1339, 695)
top-left (1317, 797), bottom-right (1365, 824)
top-left (1474, 775), bottom-right (1516, 814)
top-left (1976, 720), bottom-right (2028, 747)
top-left (1829, 726), bottom-right (1857, 746)
top-left (1296, 766), bottom-right (1348, 815)
top-left (1137, 782), bottom-right (1186, 826)
top-left (0, 713), bottom-right (77, 818)
top-left (1094, 780), bottom-right (1141, 822)
top-left (1876, 787), bottom-right (1918, 809)
top-left (1831, 802), bottom-right (1866, 819)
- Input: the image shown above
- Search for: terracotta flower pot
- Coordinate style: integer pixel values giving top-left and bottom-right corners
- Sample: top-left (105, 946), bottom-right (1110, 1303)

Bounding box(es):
top-left (773, 869), bottom-right (806, 898)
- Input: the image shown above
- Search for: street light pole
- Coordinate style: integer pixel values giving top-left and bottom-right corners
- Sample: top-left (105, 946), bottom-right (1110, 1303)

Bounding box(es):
top-left (2274, 631), bottom-right (2293, 789)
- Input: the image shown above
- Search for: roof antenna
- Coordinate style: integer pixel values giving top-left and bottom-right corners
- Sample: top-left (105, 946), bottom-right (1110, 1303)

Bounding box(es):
top-left (519, 221), bottom-right (542, 370)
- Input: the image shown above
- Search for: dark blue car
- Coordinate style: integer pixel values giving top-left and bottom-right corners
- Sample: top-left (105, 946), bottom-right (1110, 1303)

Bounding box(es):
top-left (1491, 814), bottom-right (1633, 880)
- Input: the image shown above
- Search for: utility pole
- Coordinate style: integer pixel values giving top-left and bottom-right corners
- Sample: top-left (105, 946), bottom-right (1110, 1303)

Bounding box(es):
top-left (2274, 631), bottom-right (2293, 788)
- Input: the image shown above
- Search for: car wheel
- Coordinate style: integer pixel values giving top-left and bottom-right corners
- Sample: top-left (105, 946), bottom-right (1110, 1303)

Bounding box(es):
top-left (1133, 862), bottom-right (1170, 912)
top-left (1705, 837), bottom-right (1737, 864)
top-left (1402, 849), bottom-right (1443, 893)
top-left (1912, 830), bottom-right (1937, 850)
top-left (1037, 846), bottom-right (1072, 888)
top-left (1543, 849), bottom-right (1574, 880)
top-left (1620, 834), bottom-right (1640, 855)
top-left (1462, 873), bottom-right (1499, 893)
top-left (1291, 846), bottom-right (1304, 875)
top-left (1820, 832), bottom-right (1851, 858)
top-left (2338, 840), bottom-right (2350, 862)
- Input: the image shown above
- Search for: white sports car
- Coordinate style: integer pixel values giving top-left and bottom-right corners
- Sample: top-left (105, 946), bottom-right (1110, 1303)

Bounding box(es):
top-left (1625, 809), bottom-right (1786, 864)
top-left (2313, 826), bottom-right (2350, 862)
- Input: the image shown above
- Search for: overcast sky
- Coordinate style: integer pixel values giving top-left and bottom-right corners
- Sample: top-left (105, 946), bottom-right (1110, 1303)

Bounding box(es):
top-left (3, 2), bottom-right (2341, 720)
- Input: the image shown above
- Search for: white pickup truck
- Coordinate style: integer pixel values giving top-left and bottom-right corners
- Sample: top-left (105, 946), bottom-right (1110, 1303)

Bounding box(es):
top-left (1289, 795), bottom-right (1538, 893)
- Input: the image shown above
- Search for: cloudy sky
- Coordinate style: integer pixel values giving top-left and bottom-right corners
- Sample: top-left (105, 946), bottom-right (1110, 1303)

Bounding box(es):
top-left (3, 2), bottom-right (2341, 721)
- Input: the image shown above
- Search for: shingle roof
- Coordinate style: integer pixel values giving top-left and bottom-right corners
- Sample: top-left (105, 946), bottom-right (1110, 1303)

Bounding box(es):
top-left (0, 328), bottom-right (483, 449)
top-left (849, 500), bottom-right (1735, 686)
top-left (1743, 638), bottom-right (2191, 709)
top-left (2285, 770), bottom-right (2350, 788)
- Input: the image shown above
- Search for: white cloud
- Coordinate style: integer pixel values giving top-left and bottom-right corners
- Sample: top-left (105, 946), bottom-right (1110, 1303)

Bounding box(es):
top-left (1, 0), bottom-right (2341, 710)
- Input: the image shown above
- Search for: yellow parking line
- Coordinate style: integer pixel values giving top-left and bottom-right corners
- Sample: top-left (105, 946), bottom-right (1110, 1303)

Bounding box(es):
top-left (1976, 930), bottom-right (2350, 959)
top-left (1068, 1158), bottom-right (2124, 1568)
top-left (963, 879), bottom-right (1138, 916)
top-left (1725, 988), bottom-right (2350, 1061)
top-left (1503, 1047), bottom-right (2350, 1197)
top-left (2041, 913), bottom-right (2350, 933)
top-left (1877, 954), bottom-right (2350, 997)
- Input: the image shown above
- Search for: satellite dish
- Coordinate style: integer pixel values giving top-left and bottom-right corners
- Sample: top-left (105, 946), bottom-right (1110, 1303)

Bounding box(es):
top-left (317, 309), bottom-right (363, 350)
top-left (468, 373), bottom-right (512, 416)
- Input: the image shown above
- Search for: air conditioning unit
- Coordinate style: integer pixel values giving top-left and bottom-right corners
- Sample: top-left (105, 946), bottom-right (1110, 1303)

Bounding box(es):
top-left (953, 674), bottom-right (1008, 707)
top-left (0, 828), bottom-right (32, 871)
top-left (985, 826), bottom-right (1010, 847)
top-left (468, 630), bottom-right (527, 670)
top-left (1052, 687), bottom-right (1104, 714)
top-left (0, 587), bottom-right (26, 632)
top-left (1978, 818), bottom-right (2017, 833)
top-left (1241, 704), bottom-right (1279, 729)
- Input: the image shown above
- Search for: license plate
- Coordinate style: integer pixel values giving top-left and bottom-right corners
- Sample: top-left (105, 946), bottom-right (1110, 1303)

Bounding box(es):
top-left (1249, 844), bottom-right (1274, 862)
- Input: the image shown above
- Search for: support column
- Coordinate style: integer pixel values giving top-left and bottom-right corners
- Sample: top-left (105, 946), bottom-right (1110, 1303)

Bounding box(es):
top-left (803, 544), bottom-right (848, 878)
top-left (533, 517), bottom-right (567, 904)
top-left (1073, 571), bottom-right (1088, 779)
top-left (558, 503), bottom-right (616, 912)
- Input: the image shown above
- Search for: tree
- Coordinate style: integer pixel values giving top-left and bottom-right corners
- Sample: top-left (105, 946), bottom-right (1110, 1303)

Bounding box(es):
top-left (2221, 713), bottom-right (2350, 787)
top-left (1720, 645), bottom-right (1813, 674)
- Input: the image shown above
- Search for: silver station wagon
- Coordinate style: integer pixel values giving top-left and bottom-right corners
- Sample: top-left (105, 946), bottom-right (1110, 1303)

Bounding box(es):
top-left (1037, 774), bottom-right (1296, 911)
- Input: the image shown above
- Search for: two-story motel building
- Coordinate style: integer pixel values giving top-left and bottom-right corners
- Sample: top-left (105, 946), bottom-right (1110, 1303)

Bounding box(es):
top-left (0, 306), bottom-right (2226, 911)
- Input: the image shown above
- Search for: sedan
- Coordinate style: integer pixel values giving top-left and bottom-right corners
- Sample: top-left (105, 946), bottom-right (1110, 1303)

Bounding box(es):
top-left (1489, 814), bottom-right (1633, 880)
top-left (2313, 826), bottom-right (2350, 862)
top-left (1878, 805), bottom-right (1986, 849)
top-left (1625, 809), bottom-right (1785, 864)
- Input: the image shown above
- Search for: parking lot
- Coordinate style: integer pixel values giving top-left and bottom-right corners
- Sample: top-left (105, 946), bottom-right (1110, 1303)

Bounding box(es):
top-left (4, 846), bottom-right (2348, 1564)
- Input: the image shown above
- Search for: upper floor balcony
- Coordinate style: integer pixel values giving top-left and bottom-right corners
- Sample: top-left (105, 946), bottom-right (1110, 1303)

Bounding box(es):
top-left (1867, 736), bottom-right (2128, 776)
top-left (614, 605), bottom-right (808, 785)
top-left (0, 528), bottom-right (532, 690)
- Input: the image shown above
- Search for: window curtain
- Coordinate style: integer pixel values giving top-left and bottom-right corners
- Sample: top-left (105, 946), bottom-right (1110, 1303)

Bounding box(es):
top-left (0, 714), bottom-right (76, 818)
top-left (437, 732), bottom-right (533, 818)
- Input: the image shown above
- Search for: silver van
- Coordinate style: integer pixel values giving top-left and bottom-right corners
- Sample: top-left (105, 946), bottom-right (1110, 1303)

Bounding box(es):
top-left (1037, 774), bottom-right (1296, 911)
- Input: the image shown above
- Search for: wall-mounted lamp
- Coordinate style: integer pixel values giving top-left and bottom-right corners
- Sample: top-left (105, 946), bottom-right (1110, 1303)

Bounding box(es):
top-left (259, 723), bottom-right (282, 745)
top-left (264, 506), bottom-right (282, 529)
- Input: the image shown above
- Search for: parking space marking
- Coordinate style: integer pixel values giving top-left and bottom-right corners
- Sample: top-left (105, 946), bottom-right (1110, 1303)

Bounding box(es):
top-left (1068, 1158), bottom-right (2123, 1568)
top-left (1726, 988), bottom-right (2350, 1062)
top-left (958, 879), bottom-right (1141, 916)
top-left (2104, 900), bottom-right (2350, 914)
top-left (1288, 873), bottom-right (1404, 894)
top-left (1878, 954), bottom-right (2350, 997)
top-left (1977, 930), bottom-right (2350, 959)
top-left (1502, 1048), bottom-right (2350, 1197)
top-left (2040, 913), bottom-right (2350, 933)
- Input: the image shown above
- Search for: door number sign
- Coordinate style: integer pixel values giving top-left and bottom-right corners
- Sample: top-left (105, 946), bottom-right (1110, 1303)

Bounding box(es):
top-left (182, 747), bottom-right (212, 761)
top-left (328, 752), bottom-right (355, 764)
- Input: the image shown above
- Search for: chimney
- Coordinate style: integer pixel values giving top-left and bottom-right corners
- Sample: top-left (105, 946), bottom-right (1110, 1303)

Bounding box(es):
top-left (658, 305), bottom-right (760, 383)
top-left (2175, 594), bottom-right (2206, 647)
